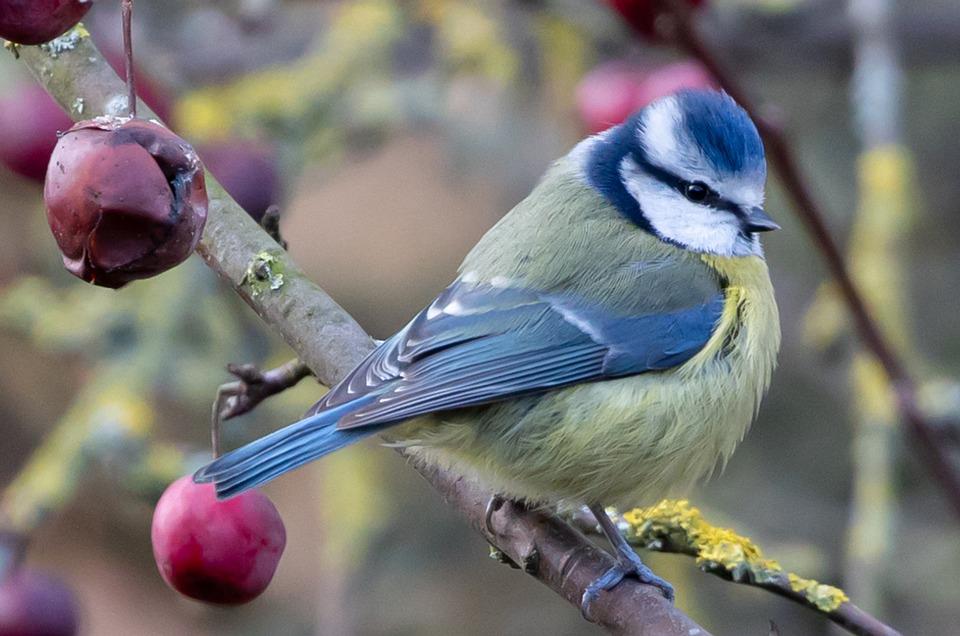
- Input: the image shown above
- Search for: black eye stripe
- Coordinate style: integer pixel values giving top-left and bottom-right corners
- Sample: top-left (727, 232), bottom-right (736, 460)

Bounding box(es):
top-left (630, 151), bottom-right (742, 216)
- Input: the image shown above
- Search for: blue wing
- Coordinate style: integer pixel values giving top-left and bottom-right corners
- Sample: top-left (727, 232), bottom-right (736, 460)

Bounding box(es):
top-left (313, 279), bottom-right (725, 429)
top-left (196, 278), bottom-right (724, 497)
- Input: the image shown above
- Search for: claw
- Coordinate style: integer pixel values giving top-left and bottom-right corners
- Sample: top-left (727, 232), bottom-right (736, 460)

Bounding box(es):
top-left (580, 504), bottom-right (675, 621)
top-left (484, 494), bottom-right (505, 535)
top-left (580, 559), bottom-right (674, 620)
top-left (580, 563), bottom-right (628, 619)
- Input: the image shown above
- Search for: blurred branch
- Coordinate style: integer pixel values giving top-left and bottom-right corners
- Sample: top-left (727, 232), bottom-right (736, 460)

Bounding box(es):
top-left (712, 0), bottom-right (960, 73)
top-left (658, 0), bottom-right (960, 521)
top-left (839, 0), bottom-right (909, 616)
top-left (572, 501), bottom-right (902, 636)
top-left (0, 266), bottom-right (225, 568)
top-left (15, 28), bottom-right (706, 635)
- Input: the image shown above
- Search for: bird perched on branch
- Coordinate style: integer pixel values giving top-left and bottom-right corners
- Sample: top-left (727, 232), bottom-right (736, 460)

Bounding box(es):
top-left (196, 89), bottom-right (780, 611)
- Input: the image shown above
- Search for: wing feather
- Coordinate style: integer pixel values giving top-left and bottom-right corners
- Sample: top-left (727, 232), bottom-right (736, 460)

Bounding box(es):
top-left (306, 279), bottom-right (725, 430)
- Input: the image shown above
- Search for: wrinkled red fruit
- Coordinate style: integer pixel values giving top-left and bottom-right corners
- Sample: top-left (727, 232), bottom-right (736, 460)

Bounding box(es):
top-left (201, 140), bottom-right (282, 223)
top-left (0, 569), bottom-right (78, 636)
top-left (151, 476), bottom-right (286, 605)
top-left (0, 83), bottom-right (73, 182)
top-left (576, 60), bottom-right (715, 133)
top-left (44, 117), bottom-right (208, 289)
top-left (0, 0), bottom-right (92, 45)
top-left (604, 0), bottom-right (705, 39)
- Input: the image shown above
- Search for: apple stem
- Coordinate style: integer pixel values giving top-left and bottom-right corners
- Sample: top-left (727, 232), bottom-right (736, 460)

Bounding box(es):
top-left (121, 0), bottom-right (137, 118)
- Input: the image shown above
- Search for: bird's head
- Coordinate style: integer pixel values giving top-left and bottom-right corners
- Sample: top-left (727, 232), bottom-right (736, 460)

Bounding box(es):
top-left (577, 89), bottom-right (775, 257)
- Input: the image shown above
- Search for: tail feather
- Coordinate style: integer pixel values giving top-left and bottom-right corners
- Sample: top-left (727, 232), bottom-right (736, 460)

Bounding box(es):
top-left (194, 397), bottom-right (380, 498)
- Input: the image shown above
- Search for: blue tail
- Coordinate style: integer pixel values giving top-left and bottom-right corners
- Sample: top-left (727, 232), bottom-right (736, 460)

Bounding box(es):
top-left (194, 397), bottom-right (381, 499)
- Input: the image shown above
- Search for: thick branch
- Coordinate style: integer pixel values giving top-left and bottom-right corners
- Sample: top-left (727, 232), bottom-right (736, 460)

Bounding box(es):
top-left (16, 30), bottom-right (705, 635)
top-left (659, 0), bottom-right (960, 520)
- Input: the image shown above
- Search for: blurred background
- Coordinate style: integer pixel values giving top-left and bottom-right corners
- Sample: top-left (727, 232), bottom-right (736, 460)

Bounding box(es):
top-left (1, 0), bottom-right (959, 633)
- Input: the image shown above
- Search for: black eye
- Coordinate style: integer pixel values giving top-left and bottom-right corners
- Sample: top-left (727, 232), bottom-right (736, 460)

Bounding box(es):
top-left (684, 181), bottom-right (710, 203)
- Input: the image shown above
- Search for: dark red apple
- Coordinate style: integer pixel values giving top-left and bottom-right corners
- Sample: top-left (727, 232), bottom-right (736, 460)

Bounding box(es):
top-left (0, 83), bottom-right (73, 182)
top-left (0, 569), bottom-right (78, 636)
top-left (43, 117), bottom-right (208, 289)
top-left (151, 475), bottom-right (286, 605)
top-left (0, 0), bottom-right (92, 45)
top-left (200, 140), bottom-right (282, 223)
top-left (604, 0), bottom-right (705, 39)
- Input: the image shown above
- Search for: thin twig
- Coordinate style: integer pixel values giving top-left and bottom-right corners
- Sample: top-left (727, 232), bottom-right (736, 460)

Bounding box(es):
top-left (211, 359), bottom-right (313, 458)
top-left (16, 33), bottom-right (706, 635)
top-left (260, 205), bottom-right (288, 249)
top-left (657, 0), bottom-right (960, 520)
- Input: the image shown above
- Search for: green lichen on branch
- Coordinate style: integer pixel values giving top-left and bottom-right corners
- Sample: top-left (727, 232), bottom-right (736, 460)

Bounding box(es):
top-left (621, 500), bottom-right (849, 613)
top-left (242, 251), bottom-right (286, 297)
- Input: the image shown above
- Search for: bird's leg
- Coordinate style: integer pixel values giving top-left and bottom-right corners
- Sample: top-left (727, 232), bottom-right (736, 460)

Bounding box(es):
top-left (581, 504), bottom-right (674, 619)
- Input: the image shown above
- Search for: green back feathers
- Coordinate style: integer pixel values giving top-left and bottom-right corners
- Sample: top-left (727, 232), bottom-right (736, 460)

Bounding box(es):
top-left (461, 158), bottom-right (723, 315)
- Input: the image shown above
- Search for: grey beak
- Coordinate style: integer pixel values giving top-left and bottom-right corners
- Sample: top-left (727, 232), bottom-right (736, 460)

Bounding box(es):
top-left (743, 206), bottom-right (780, 233)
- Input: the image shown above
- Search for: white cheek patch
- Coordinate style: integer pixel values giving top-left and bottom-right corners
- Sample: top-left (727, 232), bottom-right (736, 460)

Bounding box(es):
top-left (620, 156), bottom-right (759, 257)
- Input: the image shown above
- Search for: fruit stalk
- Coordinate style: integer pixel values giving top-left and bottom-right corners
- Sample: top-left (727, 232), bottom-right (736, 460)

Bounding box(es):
top-left (121, 0), bottom-right (137, 118)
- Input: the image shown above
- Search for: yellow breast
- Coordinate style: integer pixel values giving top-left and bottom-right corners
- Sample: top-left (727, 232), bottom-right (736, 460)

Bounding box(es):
top-left (404, 255), bottom-right (780, 507)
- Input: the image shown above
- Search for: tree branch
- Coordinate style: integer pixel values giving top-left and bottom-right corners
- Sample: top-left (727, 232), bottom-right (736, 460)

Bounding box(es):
top-left (15, 29), bottom-right (706, 635)
top-left (658, 0), bottom-right (960, 520)
top-left (571, 502), bottom-right (902, 636)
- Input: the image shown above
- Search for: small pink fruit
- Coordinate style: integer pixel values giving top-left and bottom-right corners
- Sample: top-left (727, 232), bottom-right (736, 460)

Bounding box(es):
top-left (151, 475), bottom-right (286, 605)
top-left (575, 62), bottom-right (646, 134)
top-left (0, 83), bottom-right (73, 182)
top-left (0, 569), bottom-right (78, 636)
top-left (576, 60), bottom-right (716, 133)
top-left (634, 61), bottom-right (716, 109)
top-left (201, 140), bottom-right (282, 223)
top-left (0, 0), bottom-right (92, 45)
top-left (43, 117), bottom-right (208, 288)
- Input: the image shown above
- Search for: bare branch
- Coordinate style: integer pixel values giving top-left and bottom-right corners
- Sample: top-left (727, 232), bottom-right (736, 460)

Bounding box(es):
top-left (16, 29), bottom-right (706, 635)
top-left (212, 359), bottom-right (313, 457)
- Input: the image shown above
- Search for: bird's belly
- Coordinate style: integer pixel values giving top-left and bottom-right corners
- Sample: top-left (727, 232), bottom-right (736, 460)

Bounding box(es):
top-left (401, 358), bottom-right (760, 507)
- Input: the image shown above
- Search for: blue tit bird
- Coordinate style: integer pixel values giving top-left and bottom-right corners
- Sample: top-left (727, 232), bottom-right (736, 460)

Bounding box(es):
top-left (195, 89), bottom-right (781, 610)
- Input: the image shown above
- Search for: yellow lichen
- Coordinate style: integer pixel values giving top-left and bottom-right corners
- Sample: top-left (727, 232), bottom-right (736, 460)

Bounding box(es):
top-left (621, 500), bottom-right (848, 612)
top-left (174, 0), bottom-right (401, 142)
top-left (788, 573), bottom-right (850, 612)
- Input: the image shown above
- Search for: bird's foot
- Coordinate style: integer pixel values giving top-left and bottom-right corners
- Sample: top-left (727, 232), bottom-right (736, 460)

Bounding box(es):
top-left (580, 552), bottom-right (674, 621)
